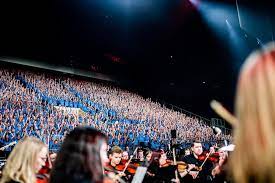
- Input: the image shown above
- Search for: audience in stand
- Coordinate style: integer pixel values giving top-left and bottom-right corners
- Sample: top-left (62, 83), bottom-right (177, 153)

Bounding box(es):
top-left (0, 68), bottom-right (232, 154)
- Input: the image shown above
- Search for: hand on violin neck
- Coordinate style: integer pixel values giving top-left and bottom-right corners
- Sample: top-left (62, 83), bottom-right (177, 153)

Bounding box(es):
top-left (209, 148), bottom-right (215, 154)
top-left (187, 164), bottom-right (196, 171)
top-left (211, 165), bottom-right (221, 177)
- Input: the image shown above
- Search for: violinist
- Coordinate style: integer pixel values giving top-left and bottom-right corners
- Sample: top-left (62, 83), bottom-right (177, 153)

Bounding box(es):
top-left (0, 137), bottom-right (48, 183)
top-left (141, 148), bottom-right (154, 181)
top-left (106, 146), bottom-right (123, 172)
top-left (229, 43), bottom-right (275, 183)
top-left (211, 150), bottom-right (228, 183)
top-left (37, 152), bottom-right (54, 183)
top-left (121, 151), bottom-right (129, 161)
top-left (142, 148), bottom-right (153, 167)
top-left (184, 148), bottom-right (191, 157)
top-left (49, 153), bottom-right (57, 164)
top-left (137, 148), bottom-right (144, 162)
top-left (49, 127), bottom-right (113, 183)
top-left (105, 146), bottom-right (127, 180)
top-left (144, 150), bottom-right (177, 183)
top-left (180, 141), bottom-right (214, 183)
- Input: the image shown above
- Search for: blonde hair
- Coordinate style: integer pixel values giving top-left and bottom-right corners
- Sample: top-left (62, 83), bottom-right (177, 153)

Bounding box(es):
top-left (0, 137), bottom-right (47, 183)
top-left (231, 43), bottom-right (275, 183)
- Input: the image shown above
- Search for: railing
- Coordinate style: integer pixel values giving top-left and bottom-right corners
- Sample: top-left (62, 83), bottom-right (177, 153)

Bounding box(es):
top-left (211, 118), bottom-right (232, 135)
top-left (153, 98), bottom-right (232, 134)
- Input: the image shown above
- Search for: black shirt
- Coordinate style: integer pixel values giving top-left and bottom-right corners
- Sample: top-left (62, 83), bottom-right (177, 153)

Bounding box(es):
top-left (143, 161), bottom-right (177, 183)
top-left (181, 154), bottom-right (214, 183)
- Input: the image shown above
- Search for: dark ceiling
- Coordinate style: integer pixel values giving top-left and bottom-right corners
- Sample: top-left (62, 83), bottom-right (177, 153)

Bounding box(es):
top-left (0, 0), bottom-right (274, 118)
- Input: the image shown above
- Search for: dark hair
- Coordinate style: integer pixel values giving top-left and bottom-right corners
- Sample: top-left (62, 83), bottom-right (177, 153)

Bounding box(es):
top-left (50, 127), bottom-right (107, 183)
top-left (144, 148), bottom-right (152, 158)
top-left (191, 140), bottom-right (202, 147)
top-left (149, 151), bottom-right (163, 168)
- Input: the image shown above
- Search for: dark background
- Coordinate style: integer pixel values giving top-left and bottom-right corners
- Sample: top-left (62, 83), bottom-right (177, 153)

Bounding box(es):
top-left (0, 0), bottom-right (274, 119)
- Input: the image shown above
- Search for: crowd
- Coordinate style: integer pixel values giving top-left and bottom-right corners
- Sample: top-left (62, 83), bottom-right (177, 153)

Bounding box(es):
top-left (63, 79), bottom-right (232, 145)
top-left (0, 67), bottom-right (232, 154)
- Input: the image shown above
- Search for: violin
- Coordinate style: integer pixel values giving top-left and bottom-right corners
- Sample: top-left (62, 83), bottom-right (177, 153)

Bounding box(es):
top-left (198, 151), bottom-right (220, 163)
top-left (37, 165), bottom-right (51, 182)
top-left (36, 153), bottom-right (53, 183)
top-left (160, 159), bottom-right (174, 168)
top-left (104, 170), bottom-right (126, 183)
top-left (181, 150), bottom-right (219, 175)
top-left (115, 161), bottom-right (140, 174)
top-left (118, 159), bottom-right (130, 166)
top-left (177, 161), bottom-right (188, 173)
top-left (38, 160), bottom-right (51, 175)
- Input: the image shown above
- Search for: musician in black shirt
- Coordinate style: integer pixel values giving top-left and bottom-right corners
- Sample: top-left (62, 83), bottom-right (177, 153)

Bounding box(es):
top-left (180, 141), bottom-right (214, 183)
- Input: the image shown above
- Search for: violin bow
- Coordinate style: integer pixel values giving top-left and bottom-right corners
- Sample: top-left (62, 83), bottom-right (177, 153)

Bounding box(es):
top-left (122, 147), bottom-right (138, 174)
top-left (199, 152), bottom-right (212, 170)
top-left (0, 141), bottom-right (17, 151)
top-left (172, 148), bottom-right (180, 182)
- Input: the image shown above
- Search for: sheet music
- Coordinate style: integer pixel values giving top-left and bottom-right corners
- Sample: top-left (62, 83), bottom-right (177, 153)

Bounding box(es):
top-left (131, 167), bottom-right (147, 183)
